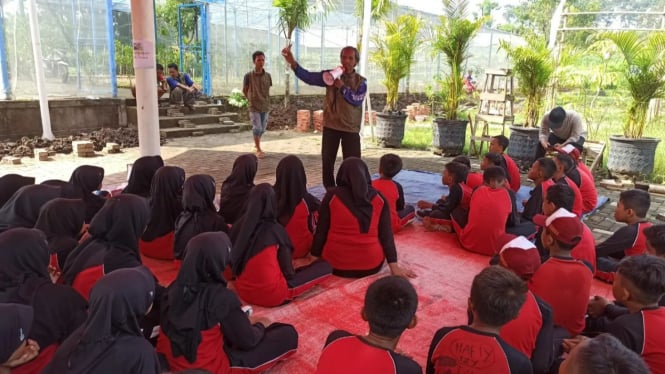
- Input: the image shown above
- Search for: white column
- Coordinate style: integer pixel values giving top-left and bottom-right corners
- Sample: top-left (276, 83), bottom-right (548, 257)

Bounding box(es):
top-left (358, 0), bottom-right (372, 141)
top-left (130, 0), bottom-right (160, 156)
top-left (27, 0), bottom-right (54, 140)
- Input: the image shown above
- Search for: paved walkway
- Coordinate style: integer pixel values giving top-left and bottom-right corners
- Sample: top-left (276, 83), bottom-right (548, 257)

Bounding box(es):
top-left (3, 129), bottom-right (664, 242)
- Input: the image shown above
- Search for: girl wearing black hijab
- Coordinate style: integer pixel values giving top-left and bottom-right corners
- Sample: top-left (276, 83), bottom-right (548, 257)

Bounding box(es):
top-left (140, 166), bottom-right (186, 260)
top-left (311, 157), bottom-right (416, 279)
top-left (0, 228), bottom-right (88, 374)
top-left (0, 184), bottom-right (77, 233)
top-left (34, 198), bottom-right (86, 273)
top-left (68, 165), bottom-right (106, 223)
top-left (61, 194), bottom-right (150, 300)
top-left (174, 175), bottom-right (228, 261)
top-left (0, 174), bottom-right (34, 208)
top-left (0, 304), bottom-right (39, 373)
top-left (43, 266), bottom-right (160, 374)
top-left (123, 155), bottom-right (165, 198)
top-left (274, 155), bottom-right (321, 259)
top-left (231, 183), bottom-right (332, 307)
top-left (218, 153), bottom-right (258, 224)
top-left (157, 232), bottom-right (298, 372)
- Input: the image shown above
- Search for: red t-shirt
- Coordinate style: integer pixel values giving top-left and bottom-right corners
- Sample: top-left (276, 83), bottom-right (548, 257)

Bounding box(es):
top-left (71, 265), bottom-right (104, 301)
top-left (285, 199), bottom-right (316, 258)
top-left (577, 162), bottom-right (593, 182)
top-left (607, 307), bottom-right (665, 374)
top-left (572, 223), bottom-right (597, 273)
top-left (466, 172), bottom-right (483, 190)
top-left (552, 177), bottom-right (584, 217)
top-left (322, 195), bottom-right (386, 271)
top-left (457, 186), bottom-right (512, 256)
top-left (628, 222), bottom-right (654, 256)
top-left (372, 178), bottom-right (402, 231)
top-left (501, 291), bottom-right (543, 359)
top-left (503, 154), bottom-right (521, 193)
top-left (139, 232), bottom-right (175, 260)
top-left (529, 257), bottom-right (593, 336)
top-left (157, 326), bottom-right (231, 374)
top-left (234, 245), bottom-right (289, 307)
top-left (578, 169), bottom-right (598, 214)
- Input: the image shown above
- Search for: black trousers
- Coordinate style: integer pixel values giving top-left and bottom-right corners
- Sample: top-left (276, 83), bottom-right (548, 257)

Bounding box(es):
top-left (227, 323), bottom-right (298, 370)
top-left (322, 127), bottom-right (361, 188)
top-left (535, 133), bottom-right (586, 159)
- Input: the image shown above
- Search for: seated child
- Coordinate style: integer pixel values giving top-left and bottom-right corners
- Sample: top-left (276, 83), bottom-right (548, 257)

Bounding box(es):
top-left (158, 232), bottom-right (298, 373)
top-left (482, 152), bottom-right (512, 186)
top-left (274, 155), bottom-right (321, 258)
top-left (646, 225), bottom-right (665, 257)
top-left (311, 158), bottom-right (415, 279)
top-left (315, 276), bottom-right (421, 373)
top-left (173, 175), bottom-right (228, 261)
top-left (0, 304), bottom-right (39, 373)
top-left (559, 334), bottom-right (649, 374)
top-left (231, 184), bottom-right (332, 307)
top-left (372, 154), bottom-right (416, 232)
top-left (591, 255), bottom-right (665, 374)
top-left (535, 184), bottom-right (597, 271)
top-left (417, 162), bottom-right (471, 232)
top-left (427, 266), bottom-right (532, 373)
top-left (218, 154), bottom-right (258, 224)
top-left (451, 166), bottom-right (513, 256)
top-left (530, 208), bottom-right (593, 337)
top-left (557, 143), bottom-right (593, 182)
top-left (452, 155), bottom-right (482, 189)
top-left (140, 166), bottom-right (186, 260)
top-left (558, 150), bottom-right (598, 214)
top-left (522, 158), bottom-right (556, 222)
top-left (596, 189), bottom-right (652, 279)
top-left (494, 234), bottom-right (555, 373)
top-left (552, 154), bottom-right (584, 217)
top-left (490, 135), bottom-right (521, 192)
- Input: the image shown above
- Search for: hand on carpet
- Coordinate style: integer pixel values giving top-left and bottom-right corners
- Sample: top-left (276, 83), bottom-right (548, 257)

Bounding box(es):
top-left (389, 263), bottom-right (417, 279)
top-left (417, 200), bottom-right (433, 209)
top-left (251, 316), bottom-right (272, 327)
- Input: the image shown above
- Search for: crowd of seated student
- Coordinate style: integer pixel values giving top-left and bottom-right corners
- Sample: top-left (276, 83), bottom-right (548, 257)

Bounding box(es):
top-left (123, 155), bottom-right (165, 198)
top-left (489, 135), bottom-right (521, 193)
top-left (372, 154), bottom-right (416, 232)
top-left (552, 154), bottom-right (585, 217)
top-left (417, 161), bottom-right (472, 232)
top-left (34, 198), bottom-right (86, 274)
top-left (218, 154), bottom-right (258, 224)
top-left (507, 157), bottom-right (556, 238)
top-left (453, 155), bottom-right (483, 189)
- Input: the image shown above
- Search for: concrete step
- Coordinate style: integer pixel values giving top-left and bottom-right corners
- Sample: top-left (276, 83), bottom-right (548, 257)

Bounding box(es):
top-left (159, 122), bottom-right (251, 138)
top-left (158, 113), bottom-right (239, 128)
top-left (127, 104), bottom-right (239, 125)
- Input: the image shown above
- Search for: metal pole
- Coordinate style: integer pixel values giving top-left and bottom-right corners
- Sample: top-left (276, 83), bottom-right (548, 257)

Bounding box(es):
top-left (224, 0), bottom-right (228, 85)
top-left (294, 27), bottom-right (300, 94)
top-left (233, 6), bottom-right (238, 79)
top-left (73, 0), bottom-right (81, 90)
top-left (105, 0), bottom-right (117, 97)
top-left (91, 0), bottom-right (97, 74)
top-left (27, 0), bottom-right (54, 139)
top-left (487, 28), bottom-right (493, 66)
top-left (203, 3), bottom-right (211, 95)
top-left (130, 0), bottom-right (160, 156)
top-left (267, 10), bottom-right (272, 72)
top-left (0, 0), bottom-right (11, 99)
top-left (178, 7), bottom-right (184, 72)
top-left (359, 0), bottom-right (371, 141)
top-left (320, 20), bottom-right (324, 70)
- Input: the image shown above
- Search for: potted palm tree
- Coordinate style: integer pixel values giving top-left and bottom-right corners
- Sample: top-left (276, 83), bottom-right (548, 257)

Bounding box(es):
top-left (499, 36), bottom-right (555, 168)
top-left (602, 31), bottom-right (665, 177)
top-left (371, 14), bottom-right (423, 147)
top-left (431, 0), bottom-right (484, 156)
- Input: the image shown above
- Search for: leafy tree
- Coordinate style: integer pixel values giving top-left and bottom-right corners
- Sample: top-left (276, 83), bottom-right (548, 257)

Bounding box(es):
top-left (355, 0), bottom-right (394, 49)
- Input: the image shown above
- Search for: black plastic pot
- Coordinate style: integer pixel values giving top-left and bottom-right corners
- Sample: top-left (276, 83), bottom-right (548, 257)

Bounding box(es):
top-left (608, 136), bottom-right (661, 176)
top-left (375, 112), bottom-right (408, 148)
top-left (507, 125), bottom-right (540, 169)
top-left (432, 118), bottom-right (468, 156)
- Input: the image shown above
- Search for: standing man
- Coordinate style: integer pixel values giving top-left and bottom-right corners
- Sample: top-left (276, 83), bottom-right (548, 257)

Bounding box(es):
top-left (536, 106), bottom-right (587, 159)
top-left (281, 45), bottom-right (367, 188)
top-left (166, 63), bottom-right (199, 111)
top-left (243, 51), bottom-right (272, 159)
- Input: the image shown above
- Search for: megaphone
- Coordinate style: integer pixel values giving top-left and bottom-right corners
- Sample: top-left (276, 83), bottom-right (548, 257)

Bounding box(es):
top-left (323, 66), bottom-right (344, 86)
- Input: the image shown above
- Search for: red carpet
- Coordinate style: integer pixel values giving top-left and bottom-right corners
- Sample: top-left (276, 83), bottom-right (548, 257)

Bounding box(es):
top-left (142, 223), bottom-right (612, 373)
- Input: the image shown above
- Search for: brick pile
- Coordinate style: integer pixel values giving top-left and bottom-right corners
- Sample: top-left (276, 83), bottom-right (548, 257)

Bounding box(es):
top-left (313, 110), bottom-right (324, 132)
top-left (296, 110), bottom-right (311, 132)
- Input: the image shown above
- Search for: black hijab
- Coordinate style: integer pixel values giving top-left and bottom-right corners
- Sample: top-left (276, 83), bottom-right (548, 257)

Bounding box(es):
top-left (69, 165), bottom-right (106, 222)
top-left (333, 157), bottom-right (377, 234)
top-left (34, 198), bottom-right (86, 269)
top-left (123, 155), bottom-right (165, 198)
top-left (174, 175), bottom-right (228, 260)
top-left (44, 266), bottom-right (155, 374)
top-left (61, 194), bottom-right (149, 284)
top-left (274, 155), bottom-right (309, 225)
top-left (0, 174), bottom-right (35, 209)
top-left (0, 184), bottom-right (75, 232)
top-left (230, 184), bottom-right (292, 276)
top-left (161, 232), bottom-right (233, 363)
top-left (218, 154), bottom-right (258, 224)
top-left (142, 166), bottom-right (185, 242)
top-left (0, 303), bottom-right (34, 364)
top-left (0, 228), bottom-right (50, 300)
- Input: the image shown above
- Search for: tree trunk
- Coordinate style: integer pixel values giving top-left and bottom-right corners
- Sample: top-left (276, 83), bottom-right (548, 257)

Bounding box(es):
top-left (284, 63), bottom-right (290, 108)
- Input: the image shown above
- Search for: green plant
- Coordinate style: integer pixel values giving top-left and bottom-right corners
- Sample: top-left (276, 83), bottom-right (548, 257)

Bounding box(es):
top-left (355, 0), bottom-right (394, 49)
top-left (228, 88), bottom-right (248, 108)
top-left (601, 31), bottom-right (665, 138)
top-left (499, 36), bottom-right (555, 127)
top-left (432, 0), bottom-right (484, 120)
top-left (371, 14), bottom-right (424, 112)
